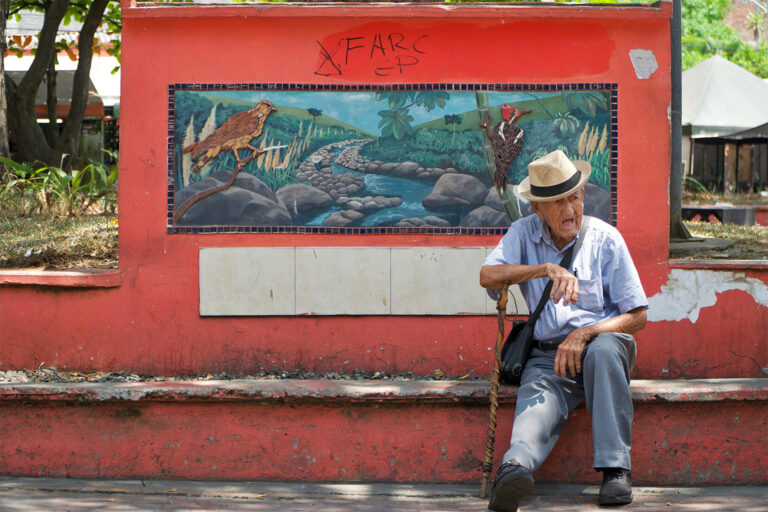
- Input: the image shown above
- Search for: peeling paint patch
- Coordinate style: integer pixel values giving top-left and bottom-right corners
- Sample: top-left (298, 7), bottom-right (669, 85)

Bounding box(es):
top-left (648, 269), bottom-right (768, 322)
top-left (629, 49), bottom-right (658, 79)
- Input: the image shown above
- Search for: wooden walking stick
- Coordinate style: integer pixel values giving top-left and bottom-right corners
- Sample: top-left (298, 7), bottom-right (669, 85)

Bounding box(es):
top-left (481, 287), bottom-right (508, 498)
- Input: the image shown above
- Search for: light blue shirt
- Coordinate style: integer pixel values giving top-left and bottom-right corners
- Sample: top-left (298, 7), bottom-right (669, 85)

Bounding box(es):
top-left (484, 215), bottom-right (649, 340)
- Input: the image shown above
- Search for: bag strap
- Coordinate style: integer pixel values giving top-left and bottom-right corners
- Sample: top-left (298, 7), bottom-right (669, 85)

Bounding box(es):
top-left (527, 216), bottom-right (590, 325)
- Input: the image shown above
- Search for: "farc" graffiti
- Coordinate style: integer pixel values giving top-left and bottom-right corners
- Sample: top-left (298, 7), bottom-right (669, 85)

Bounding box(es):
top-left (315, 32), bottom-right (428, 77)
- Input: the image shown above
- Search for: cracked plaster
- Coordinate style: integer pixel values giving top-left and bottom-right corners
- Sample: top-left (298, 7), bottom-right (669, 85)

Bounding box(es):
top-left (647, 269), bottom-right (768, 323)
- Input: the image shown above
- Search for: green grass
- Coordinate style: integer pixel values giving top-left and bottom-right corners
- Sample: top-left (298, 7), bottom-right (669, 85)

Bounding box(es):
top-left (0, 213), bottom-right (118, 269)
top-left (682, 220), bottom-right (768, 260)
top-left (684, 220), bottom-right (768, 243)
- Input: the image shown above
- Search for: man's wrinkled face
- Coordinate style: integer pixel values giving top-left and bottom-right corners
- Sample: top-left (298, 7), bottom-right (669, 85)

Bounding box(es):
top-left (531, 188), bottom-right (585, 250)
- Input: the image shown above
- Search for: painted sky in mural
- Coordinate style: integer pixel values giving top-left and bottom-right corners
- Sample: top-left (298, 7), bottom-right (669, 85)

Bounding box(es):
top-left (170, 87), bottom-right (613, 232)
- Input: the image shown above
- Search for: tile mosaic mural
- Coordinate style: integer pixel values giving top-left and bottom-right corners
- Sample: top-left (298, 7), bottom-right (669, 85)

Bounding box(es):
top-left (168, 84), bottom-right (616, 234)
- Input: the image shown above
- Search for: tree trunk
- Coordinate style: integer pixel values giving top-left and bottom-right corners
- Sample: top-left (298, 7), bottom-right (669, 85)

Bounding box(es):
top-left (58, 0), bottom-right (109, 169)
top-left (7, 0), bottom-right (70, 167)
top-left (0, 0), bottom-right (10, 181)
top-left (46, 54), bottom-right (59, 148)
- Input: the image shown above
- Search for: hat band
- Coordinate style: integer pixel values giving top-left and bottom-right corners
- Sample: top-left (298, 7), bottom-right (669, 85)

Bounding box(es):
top-left (529, 171), bottom-right (582, 198)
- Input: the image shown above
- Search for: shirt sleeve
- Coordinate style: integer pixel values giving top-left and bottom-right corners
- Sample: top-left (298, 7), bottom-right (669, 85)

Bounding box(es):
top-left (602, 232), bottom-right (649, 314)
top-left (484, 220), bottom-right (526, 267)
top-left (482, 220), bottom-right (527, 302)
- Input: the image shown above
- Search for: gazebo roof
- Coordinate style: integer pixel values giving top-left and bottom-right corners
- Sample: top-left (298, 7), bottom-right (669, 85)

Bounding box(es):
top-left (682, 55), bottom-right (768, 138)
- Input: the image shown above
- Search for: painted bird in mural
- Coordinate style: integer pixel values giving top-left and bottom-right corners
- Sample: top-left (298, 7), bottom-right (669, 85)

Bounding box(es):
top-left (481, 103), bottom-right (532, 191)
top-left (182, 100), bottom-right (277, 175)
top-left (174, 100), bottom-right (278, 223)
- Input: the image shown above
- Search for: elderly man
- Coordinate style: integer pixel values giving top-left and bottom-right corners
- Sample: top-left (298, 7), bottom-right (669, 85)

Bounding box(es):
top-left (479, 150), bottom-right (648, 511)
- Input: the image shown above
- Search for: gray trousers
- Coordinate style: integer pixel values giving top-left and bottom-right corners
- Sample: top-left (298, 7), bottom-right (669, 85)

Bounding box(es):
top-left (502, 332), bottom-right (636, 472)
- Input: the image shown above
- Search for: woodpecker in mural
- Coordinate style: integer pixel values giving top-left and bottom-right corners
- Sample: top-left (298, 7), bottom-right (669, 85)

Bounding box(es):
top-left (481, 103), bottom-right (532, 191)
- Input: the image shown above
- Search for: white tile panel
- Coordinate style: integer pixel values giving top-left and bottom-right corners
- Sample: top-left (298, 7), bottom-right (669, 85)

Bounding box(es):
top-left (390, 247), bottom-right (487, 315)
top-left (199, 246), bottom-right (527, 316)
top-left (295, 247), bottom-right (391, 315)
top-left (199, 247), bottom-right (295, 316)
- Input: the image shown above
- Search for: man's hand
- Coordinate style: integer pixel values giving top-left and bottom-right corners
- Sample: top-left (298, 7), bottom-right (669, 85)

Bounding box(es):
top-left (554, 326), bottom-right (593, 377)
top-left (546, 263), bottom-right (579, 307)
top-left (553, 307), bottom-right (647, 377)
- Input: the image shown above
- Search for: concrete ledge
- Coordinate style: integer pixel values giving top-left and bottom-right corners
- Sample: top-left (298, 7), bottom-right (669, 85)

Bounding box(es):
top-left (668, 259), bottom-right (768, 269)
top-left (125, 2), bottom-right (671, 21)
top-left (0, 377), bottom-right (764, 484)
top-left (1, 378), bottom-right (765, 403)
top-left (0, 268), bottom-right (122, 288)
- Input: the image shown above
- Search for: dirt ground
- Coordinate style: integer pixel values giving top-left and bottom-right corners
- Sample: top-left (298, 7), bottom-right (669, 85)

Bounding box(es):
top-left (670, 237), bottom-right (768, 261)
top-left (0, 248), bottom-right (119, 270)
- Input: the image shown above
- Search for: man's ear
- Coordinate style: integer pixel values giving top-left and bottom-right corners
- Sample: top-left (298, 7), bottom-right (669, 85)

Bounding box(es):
top-left (530, 201), bottom-right (543, 219)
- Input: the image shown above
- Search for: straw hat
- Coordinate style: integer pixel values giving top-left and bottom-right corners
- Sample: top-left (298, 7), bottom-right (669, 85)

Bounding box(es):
top-left (518, 150), bottom-right (591, 202)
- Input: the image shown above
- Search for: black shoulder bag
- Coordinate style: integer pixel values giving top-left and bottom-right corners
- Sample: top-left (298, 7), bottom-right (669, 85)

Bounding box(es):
top-left (499, 217), bottom-right (590, 385)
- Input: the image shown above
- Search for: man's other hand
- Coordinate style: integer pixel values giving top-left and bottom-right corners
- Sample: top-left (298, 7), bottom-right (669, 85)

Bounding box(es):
top-left (554, 327), bottom-right (592, 377)
top-left (546, 263), bottom-right (579, 307)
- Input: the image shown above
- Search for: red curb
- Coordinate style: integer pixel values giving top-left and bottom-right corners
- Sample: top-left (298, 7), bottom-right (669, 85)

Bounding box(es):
top-left (0, 269), bottom-right (122, 288)
top-left (1, 378), bottom-right (765, 403)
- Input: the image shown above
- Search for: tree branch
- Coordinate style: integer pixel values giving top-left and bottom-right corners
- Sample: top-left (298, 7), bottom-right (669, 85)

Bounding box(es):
top-left (16, 0), bottom-right (70, 98)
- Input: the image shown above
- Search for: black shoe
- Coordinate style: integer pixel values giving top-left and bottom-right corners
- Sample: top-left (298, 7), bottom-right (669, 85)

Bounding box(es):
top-left (488, 460), bottom-right (534, 512)
top-left (599, 468), bottom-right (633, 506)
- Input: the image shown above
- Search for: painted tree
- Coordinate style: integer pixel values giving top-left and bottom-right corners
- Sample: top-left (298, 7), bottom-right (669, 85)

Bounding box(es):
top-left (375, 91), bottom-right (450, 140)
top-left (306, 107), bottom-right (322, 122)
top-left (443, 113), bottom-right (462, 142)
top-left (2, 0), bottom-right (121, 173)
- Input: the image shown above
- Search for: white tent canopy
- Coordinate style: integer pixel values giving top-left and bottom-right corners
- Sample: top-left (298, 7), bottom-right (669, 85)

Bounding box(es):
top-left (682, 55), bottom-right (768, 138)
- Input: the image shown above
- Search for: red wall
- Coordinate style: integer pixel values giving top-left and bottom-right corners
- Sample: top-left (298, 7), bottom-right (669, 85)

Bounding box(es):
top-left (1, 2), bottom-right (765, 379)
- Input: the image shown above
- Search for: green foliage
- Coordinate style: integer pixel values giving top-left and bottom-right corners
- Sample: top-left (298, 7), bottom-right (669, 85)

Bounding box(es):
top-left (682, 0), bottom-right (768, 78)
top-left (361, 128), bottom-right (487, 174)
top-left (6, 0), bottom-right (123, 68)
top-left (552, 111), bottom-right (580, 135)
top-left (0, 214), bottom-right (118, 268)
top-left (561, 91), bottom-right (607, 118)
top-left (378, 108), bottom-right (415, 140)
top-left (204, 150), bottom-right (297, 191)
top-left (413, 91), bottom-right (450, 112)
top-left (746, 11), bottom-right (766, 41)
top-left (684, 175), bottom-right (711, 195)
top-left (375, 91), bottom-right (450, 140)
top-left (0, 153), bottom-right (118, 217)
top-left (444, 114), bottom-right (462, 125)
